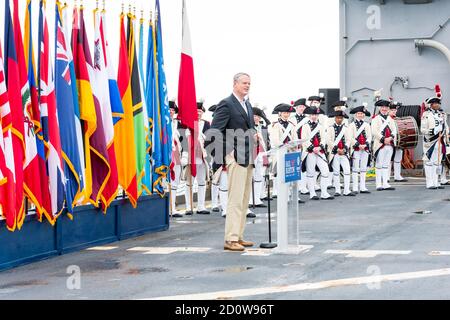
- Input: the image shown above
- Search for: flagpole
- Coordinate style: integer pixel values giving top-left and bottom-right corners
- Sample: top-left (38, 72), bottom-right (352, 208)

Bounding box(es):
top-left (189, 136), bottom-right (194, 215)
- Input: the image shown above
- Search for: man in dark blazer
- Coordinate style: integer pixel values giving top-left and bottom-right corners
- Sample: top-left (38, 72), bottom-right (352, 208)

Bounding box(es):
top-left (206, 73), bottom-right (256, 252)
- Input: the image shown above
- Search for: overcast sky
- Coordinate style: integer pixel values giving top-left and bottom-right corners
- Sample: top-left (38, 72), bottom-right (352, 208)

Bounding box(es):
top-left (3, 0), bottom-right (339, 117)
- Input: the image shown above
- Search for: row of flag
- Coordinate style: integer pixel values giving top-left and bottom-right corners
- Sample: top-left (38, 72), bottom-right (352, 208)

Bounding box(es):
top-left (0, 0), bottom-right (173, 232)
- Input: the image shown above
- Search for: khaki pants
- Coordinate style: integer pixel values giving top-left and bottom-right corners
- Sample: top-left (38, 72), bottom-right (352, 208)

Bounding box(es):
top-left (224, 154), bottom-right (253, 242)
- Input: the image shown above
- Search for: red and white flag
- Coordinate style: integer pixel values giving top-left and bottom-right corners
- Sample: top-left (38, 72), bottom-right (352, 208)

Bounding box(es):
top-left (0, 40), bottom-right (16, 231)
top-left (177, 0), bottom-right (199, 177)
top-left (12, 0), bottom-right (43, 220)
top-left (39, 1), bottom-right (65, 219)
top-left (94, 9), bottom-right (119, 211)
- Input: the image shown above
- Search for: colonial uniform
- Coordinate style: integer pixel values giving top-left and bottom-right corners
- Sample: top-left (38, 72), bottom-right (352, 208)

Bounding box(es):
top-left (293, 98), bottom-right (310, 195)
top-left (307, 95), bottom-right (328, 191)
top-left (325, 99), bottom-right (351, 189)
top-left (388, 102), bottom-right (407, 182)
top-left (326, 110), bottom-right (354, 196)
top-left (307, 95), bottom-right (328, 126)
top-left (169, 102), bottom-right (184, 217)
top-left (371, 99), bottom-right (398, 191)
top-left (348, 105), bottom-right (372, 193)
top-left (302, 107), bottom-right (333, 200)
top-left (183, 102), bottom-right (211, 215)
top-left (421, 96), bottom-right (449, 189)
top-left (249, 107), bottom-right (270, 207)
top-left (269, 104), bottom-right (297, 198)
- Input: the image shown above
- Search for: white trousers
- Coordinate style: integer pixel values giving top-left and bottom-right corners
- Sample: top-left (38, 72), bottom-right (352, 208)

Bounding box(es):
top-left (249, 154), bottom-right (265, 205)
top-left (185, 163), bottom-right (207, 211)
top-left (219, 172), bottom-right (228, 216)
top-left (424, 145), bottom-right (443, 188)
top-left (306, 153), bottom-right (331, 198)
top-left (375, 146), bottom-right (394, 189)
top-left (170, 165), bottom-right (182, 214)
top-left (441, 166), bottom-right (449, 184)
top-left (352, 150), bottom-right (369, 192)
top-left (332, 155), bottom-right (351, 195)
top-left (388, 148), bottom-right (404, 181)
top-left (211, 182), bottom-right (219, 209)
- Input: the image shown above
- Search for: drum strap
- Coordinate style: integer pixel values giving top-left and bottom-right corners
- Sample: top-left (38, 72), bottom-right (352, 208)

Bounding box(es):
top-left (424, 133), bottom-right (440, 144)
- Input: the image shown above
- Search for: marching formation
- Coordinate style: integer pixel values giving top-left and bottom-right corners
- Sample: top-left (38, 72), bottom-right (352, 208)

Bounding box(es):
top-left (0, 0), bottom-right (172, 232)
top-left (169, 86), bottom-right (448, 216)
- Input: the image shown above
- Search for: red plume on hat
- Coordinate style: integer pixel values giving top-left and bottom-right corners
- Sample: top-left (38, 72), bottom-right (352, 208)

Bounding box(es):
top-left (435, 85), bottom-right (442, 98)
top-left (291, 101), bottom-right (295, 106)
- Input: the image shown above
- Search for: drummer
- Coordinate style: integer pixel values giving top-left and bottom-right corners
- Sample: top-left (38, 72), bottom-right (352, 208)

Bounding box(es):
top-left (388, 101), bottom-right (408, 182)
top-left (421, 93), bottom-right (448, 189)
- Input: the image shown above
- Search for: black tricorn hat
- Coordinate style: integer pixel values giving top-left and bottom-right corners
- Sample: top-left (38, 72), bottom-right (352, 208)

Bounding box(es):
top-left (328, 110), bottom-right (349, 119)
top-left (253, 107), bottom-right (265, 118)
top-left (426, 97), bottom-right (441, 105)
top-left (253, 107), bottom-right (271, 125)
top-left (374, 99), bottom-right (391, 107)
top-left (293, 98), bottom-right (307, 107)
top-left (330, 99), bottom-right (348, 110)
top-left (308, 96), bottom-right (322, 102)
top-left (197, 101), bottom-right (205, 112)
top-left (350, 105), bottom-right (371, 117)
top-left (389, 101), bottom-right (402, 109)
top-left (304, 107), bottom-right (325, 115)
top-left (272, 103), bottom-right (295, 114)
top-left (169, 101), bottom-right (178, 113)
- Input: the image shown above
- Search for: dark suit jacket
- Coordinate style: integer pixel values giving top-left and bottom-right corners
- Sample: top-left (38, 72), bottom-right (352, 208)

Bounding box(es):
top-left (206, 94), bottom-right (256, 168)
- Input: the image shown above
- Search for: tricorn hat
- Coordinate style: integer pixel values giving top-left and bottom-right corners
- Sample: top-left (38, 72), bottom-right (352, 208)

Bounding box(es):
top-left (293, 98), bottom-right (307, 107)
top-left (350, 104), bottom-right (371, 117)
top-left (328, 110), bottom-right (349, 119)
top-left (169, 101), bottom-right (178, 113)
top-left (272, 103), bottom-right (295, 114)
top-left (197, 100), bottom-right (205, 112)
top-left (426, 85), bottom-right (442, 105)
top-left (304, 107), bottom-right (325, 115)
top-left (374, 99), bottom-right (391, 107)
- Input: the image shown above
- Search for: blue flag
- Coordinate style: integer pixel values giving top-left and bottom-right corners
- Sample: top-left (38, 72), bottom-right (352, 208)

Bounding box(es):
top-left (153, 0), bottom-right (172, 197)
top-left (55, 4), bottom-right (84, 213)
top-left (142, 19), bottom-right (156, 195)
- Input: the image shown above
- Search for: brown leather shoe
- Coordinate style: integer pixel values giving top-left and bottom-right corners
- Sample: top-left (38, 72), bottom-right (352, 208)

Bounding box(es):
top-left (238, 240), bottom-right (254, 247)
top-left (224, 241), bottom-right (245, 252)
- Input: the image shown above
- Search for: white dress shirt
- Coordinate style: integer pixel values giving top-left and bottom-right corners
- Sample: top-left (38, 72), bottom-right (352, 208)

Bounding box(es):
top-left (233, 93), bottom-right (248, 115)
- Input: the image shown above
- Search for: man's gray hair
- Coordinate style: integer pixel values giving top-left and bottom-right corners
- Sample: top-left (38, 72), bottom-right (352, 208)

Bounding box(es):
top-left (233, 72), bottom-right (250, 84)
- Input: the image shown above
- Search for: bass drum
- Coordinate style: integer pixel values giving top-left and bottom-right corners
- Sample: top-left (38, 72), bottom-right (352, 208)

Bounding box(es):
top-left (444, 147), bottom-right (450, 169)
top-left (395, 116), bottom-right (419, 150)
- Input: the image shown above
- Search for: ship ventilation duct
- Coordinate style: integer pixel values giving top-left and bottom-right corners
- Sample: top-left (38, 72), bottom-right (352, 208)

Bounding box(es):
top-left (415, 39), bottom-right (450, 66)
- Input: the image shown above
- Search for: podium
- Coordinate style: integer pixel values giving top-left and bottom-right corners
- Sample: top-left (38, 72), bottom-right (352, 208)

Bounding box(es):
top-left (261, 140), bottom-right (304, 254)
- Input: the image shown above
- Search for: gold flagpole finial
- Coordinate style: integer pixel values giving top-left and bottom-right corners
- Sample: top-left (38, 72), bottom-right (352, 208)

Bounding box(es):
top-left (121, 2), bottom-right (124, 13)
top-left (96, 0), bottom-right (99, 9)
top-left (103, 0), bottom-right (106, 11)
top-left (129, 3), bottom-right (132, 14)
